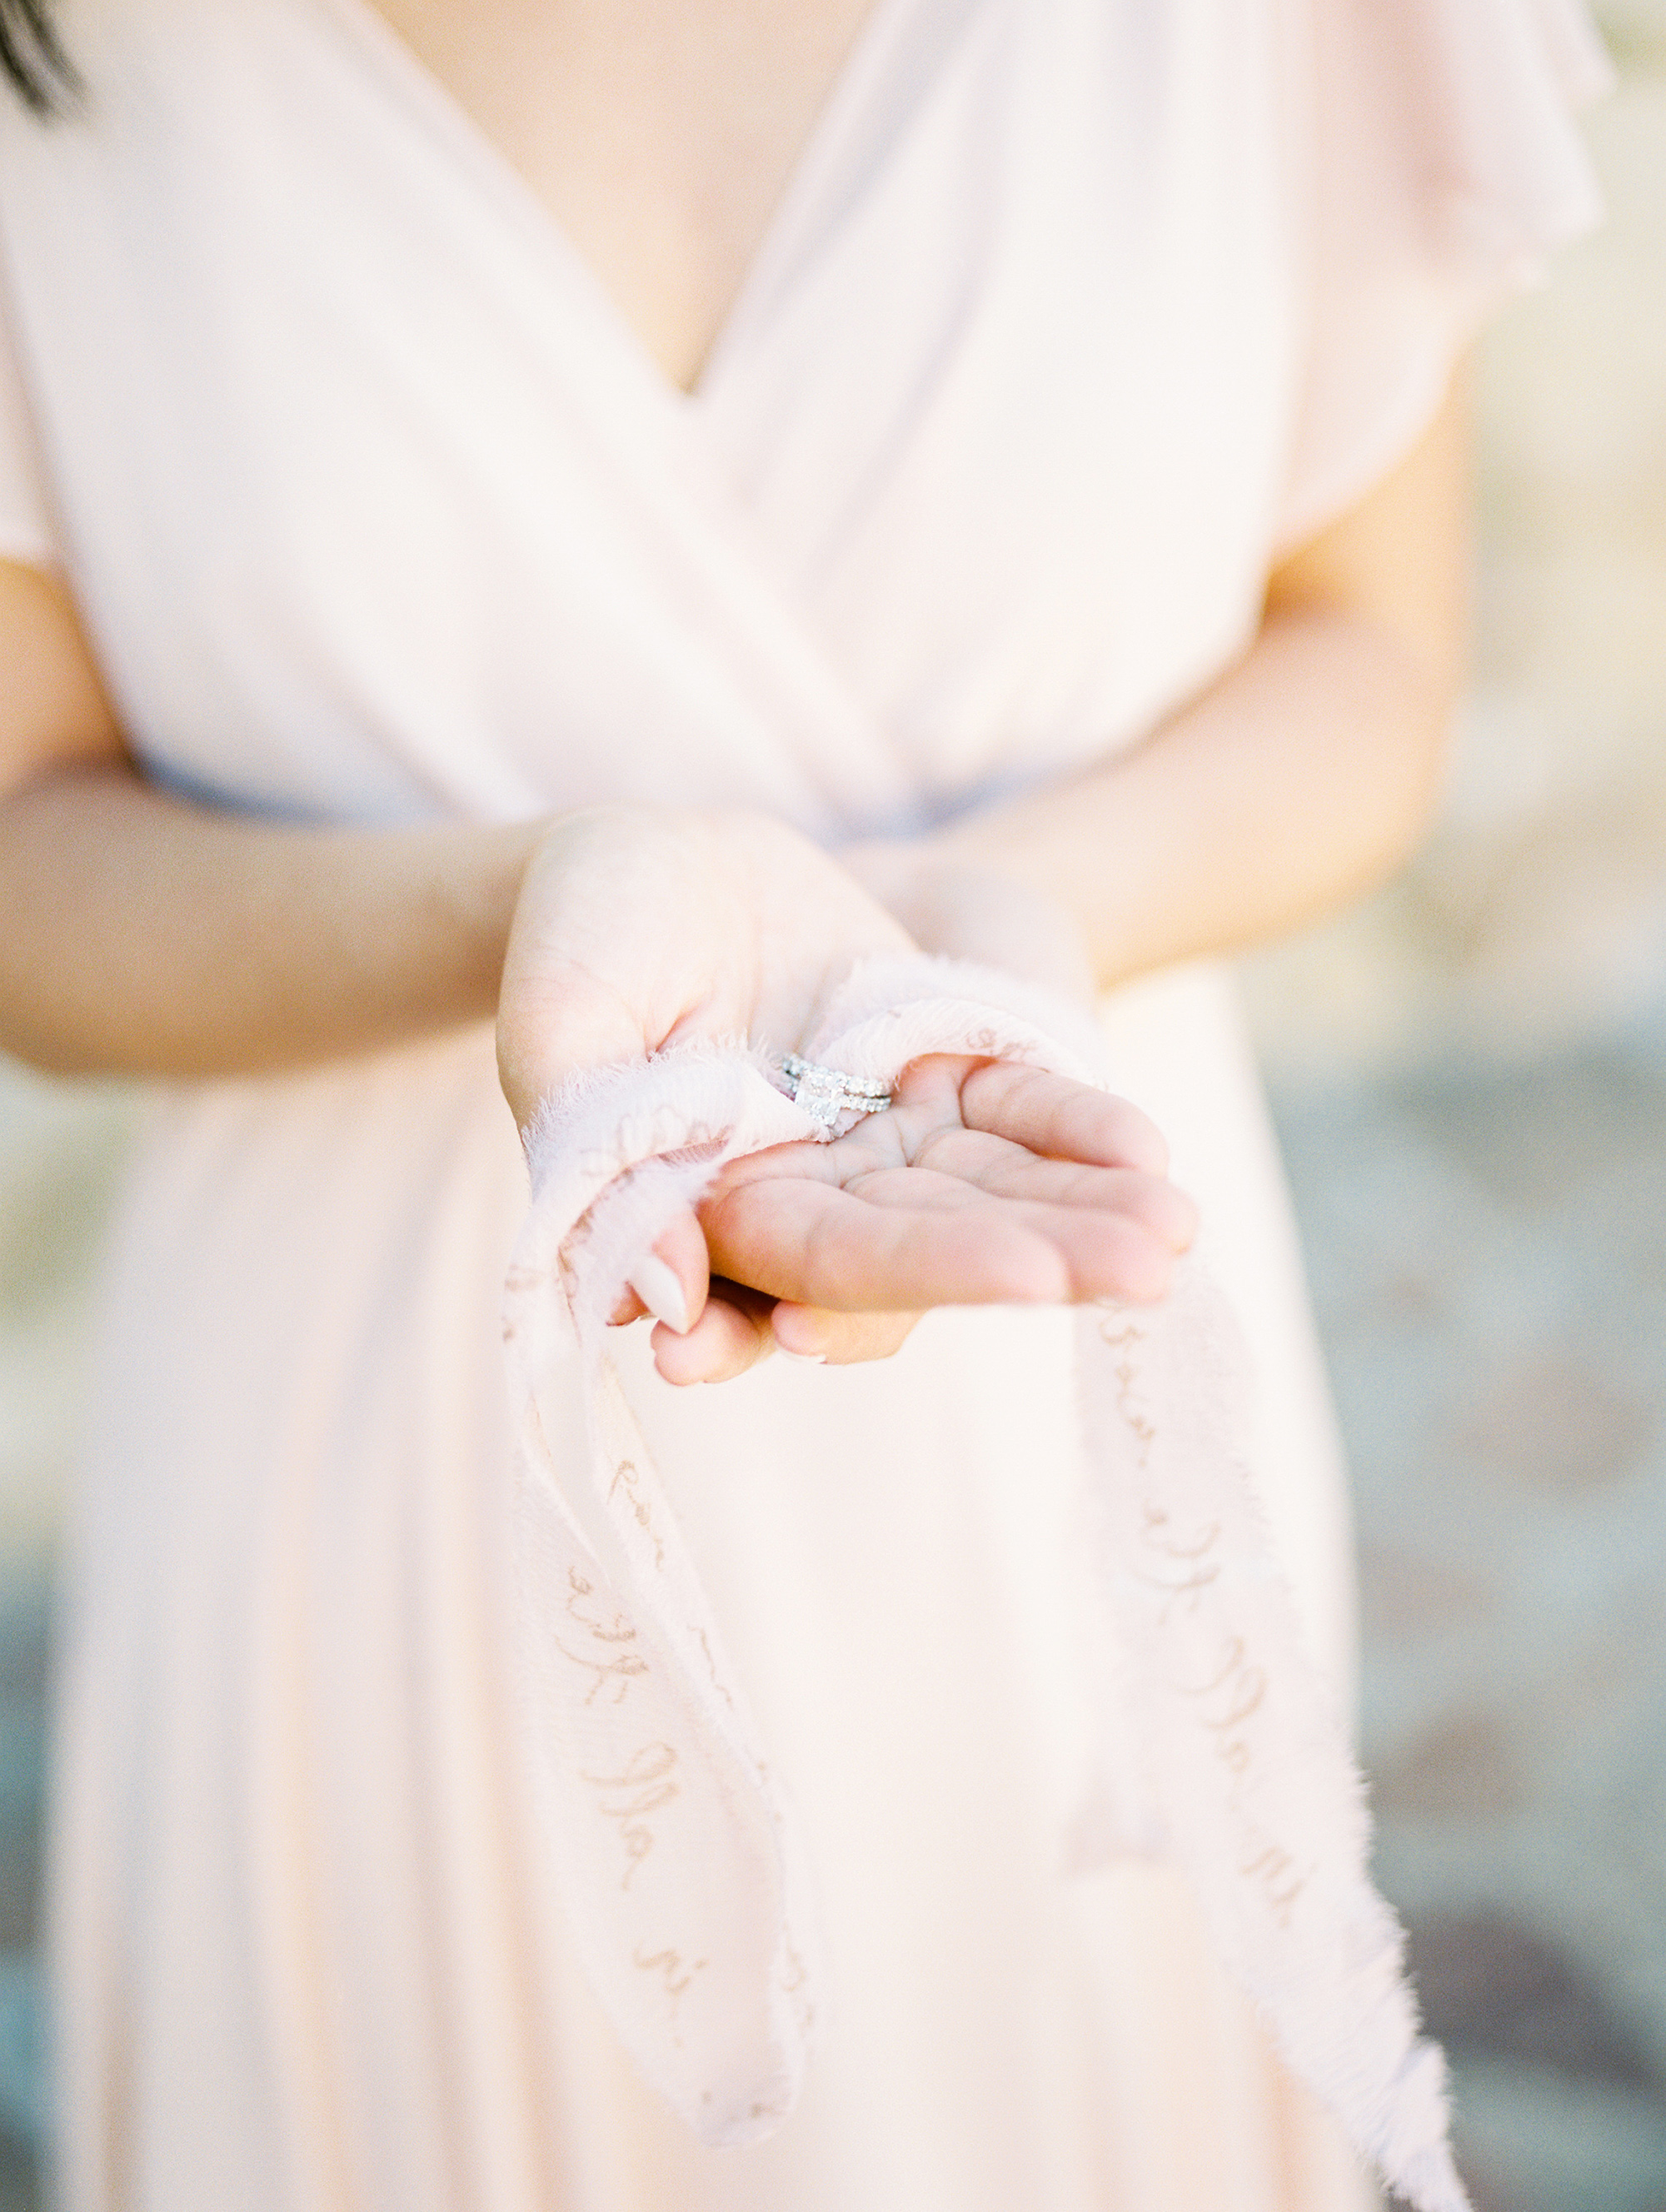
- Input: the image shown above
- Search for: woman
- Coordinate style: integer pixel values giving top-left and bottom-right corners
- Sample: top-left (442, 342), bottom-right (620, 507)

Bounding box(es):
top-left (0, 0), bottom-right (1604, 2205)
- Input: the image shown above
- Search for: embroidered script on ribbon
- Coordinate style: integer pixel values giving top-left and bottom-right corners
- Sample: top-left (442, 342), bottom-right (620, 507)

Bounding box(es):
top-left (501, 954), bottom-right (1471, 2212)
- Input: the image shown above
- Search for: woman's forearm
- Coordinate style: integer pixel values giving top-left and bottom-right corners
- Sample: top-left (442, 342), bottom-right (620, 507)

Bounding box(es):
top-left (0, 607), bottom-right (1445, 1082)
top-left (0, 379), bottom-right (1462, 1081)
top-left (913, 379), bottom-right (1469, 990)
top-left (935, 601), bottom-right (1452, 990)
top-left (0, 759), bottom-right (541, 1077)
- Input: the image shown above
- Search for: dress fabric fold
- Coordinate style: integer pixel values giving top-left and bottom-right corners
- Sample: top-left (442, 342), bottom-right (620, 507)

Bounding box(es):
top-left (0, 0), bottom-right (1606, 2205)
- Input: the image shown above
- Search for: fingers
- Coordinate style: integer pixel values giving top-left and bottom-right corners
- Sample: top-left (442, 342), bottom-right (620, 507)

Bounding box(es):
top-left (608, 1204), bottom-right (710, 1332)
top-left (701, 1115), bottom-right (1194, 1312)
top-left (711, 1163), bottom-right (1178, 1315)
top-left (628, 1206), bottom-right (710, 1334)
top-left (651, 1278), bottom-right (776, 1386)
top-left (819, 1169), bottom-right (1182, 1304)
top-left (953, 1059), bottom-right (1171, 1175)
top-left (605, 1059), bottom-right (1195, 1368)
top-left (771, 1305), bottom-right (922, 1365)
top-left (699, 1158), bottom-right (1066, 1309)
top-left (901, 1131), bottom-right (1200, 1253)
top-left (704, 1169), bottom-right (1076, 1308)
top-left (603, 1203), bottom-right (920, 1382)
top-left (648, 1287), bottom-right (920, 1382)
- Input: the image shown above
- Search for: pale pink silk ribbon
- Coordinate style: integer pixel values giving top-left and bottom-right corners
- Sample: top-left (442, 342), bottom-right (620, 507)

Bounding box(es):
top-left (503, 956), bottom-right (1470, 2212)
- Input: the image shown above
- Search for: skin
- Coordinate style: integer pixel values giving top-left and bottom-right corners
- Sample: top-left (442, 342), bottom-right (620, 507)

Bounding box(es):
top-left (0, 0), bottom-right (1469, 1381)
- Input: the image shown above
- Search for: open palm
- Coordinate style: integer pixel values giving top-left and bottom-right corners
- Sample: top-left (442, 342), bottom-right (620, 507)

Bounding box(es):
top-left (497, 806), bottom-right (1194, 1382)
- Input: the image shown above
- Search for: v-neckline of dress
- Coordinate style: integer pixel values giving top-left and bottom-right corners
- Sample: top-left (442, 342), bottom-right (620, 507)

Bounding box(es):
top-left (312, 0), bottom-right (930, 413)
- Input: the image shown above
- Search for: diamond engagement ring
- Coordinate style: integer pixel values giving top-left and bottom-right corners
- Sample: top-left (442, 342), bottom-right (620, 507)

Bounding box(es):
top-left (780, 1054), bottom-right (895, 1130)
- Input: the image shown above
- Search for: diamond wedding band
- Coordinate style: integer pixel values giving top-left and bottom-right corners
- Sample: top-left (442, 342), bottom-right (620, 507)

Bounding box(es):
top-left (780, 1054), bottom-right (895, 1129)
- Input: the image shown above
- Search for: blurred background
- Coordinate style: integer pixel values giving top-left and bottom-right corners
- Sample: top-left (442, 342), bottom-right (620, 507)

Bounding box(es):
top-left (0, 8), bottom-right (1663, 2208)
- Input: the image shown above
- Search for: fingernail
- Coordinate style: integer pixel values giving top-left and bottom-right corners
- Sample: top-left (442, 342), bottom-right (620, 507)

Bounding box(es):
top-left (626, 1256), bottom-right (690, 1335)
top-left (777, 1347), bottom-right (827, 1366)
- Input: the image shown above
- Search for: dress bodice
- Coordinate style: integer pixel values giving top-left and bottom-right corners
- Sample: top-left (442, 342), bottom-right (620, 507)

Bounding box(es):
top-left (0, 0), bottom-right (1602, 839)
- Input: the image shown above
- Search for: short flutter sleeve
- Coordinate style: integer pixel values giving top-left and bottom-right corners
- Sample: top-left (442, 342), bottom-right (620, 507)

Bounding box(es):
top-left (1276, 0), bottom-right (1611, 548)
top-left (0, 272), bottom-right (53, 568)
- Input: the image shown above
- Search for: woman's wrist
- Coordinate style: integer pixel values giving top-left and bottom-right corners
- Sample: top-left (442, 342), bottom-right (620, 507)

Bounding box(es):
top-left (426, 815), bottom-right (549, 1019)
top-left (840, 828), bottom-right (1098, 1004)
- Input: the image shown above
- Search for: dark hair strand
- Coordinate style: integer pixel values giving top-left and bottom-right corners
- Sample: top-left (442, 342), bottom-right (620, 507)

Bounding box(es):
top-left (0, 0), bottom-right (77, 117)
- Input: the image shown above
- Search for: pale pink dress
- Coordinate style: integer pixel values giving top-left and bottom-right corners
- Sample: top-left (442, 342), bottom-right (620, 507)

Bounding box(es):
top-left (0, 1), bottom-right (1604, 2205)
